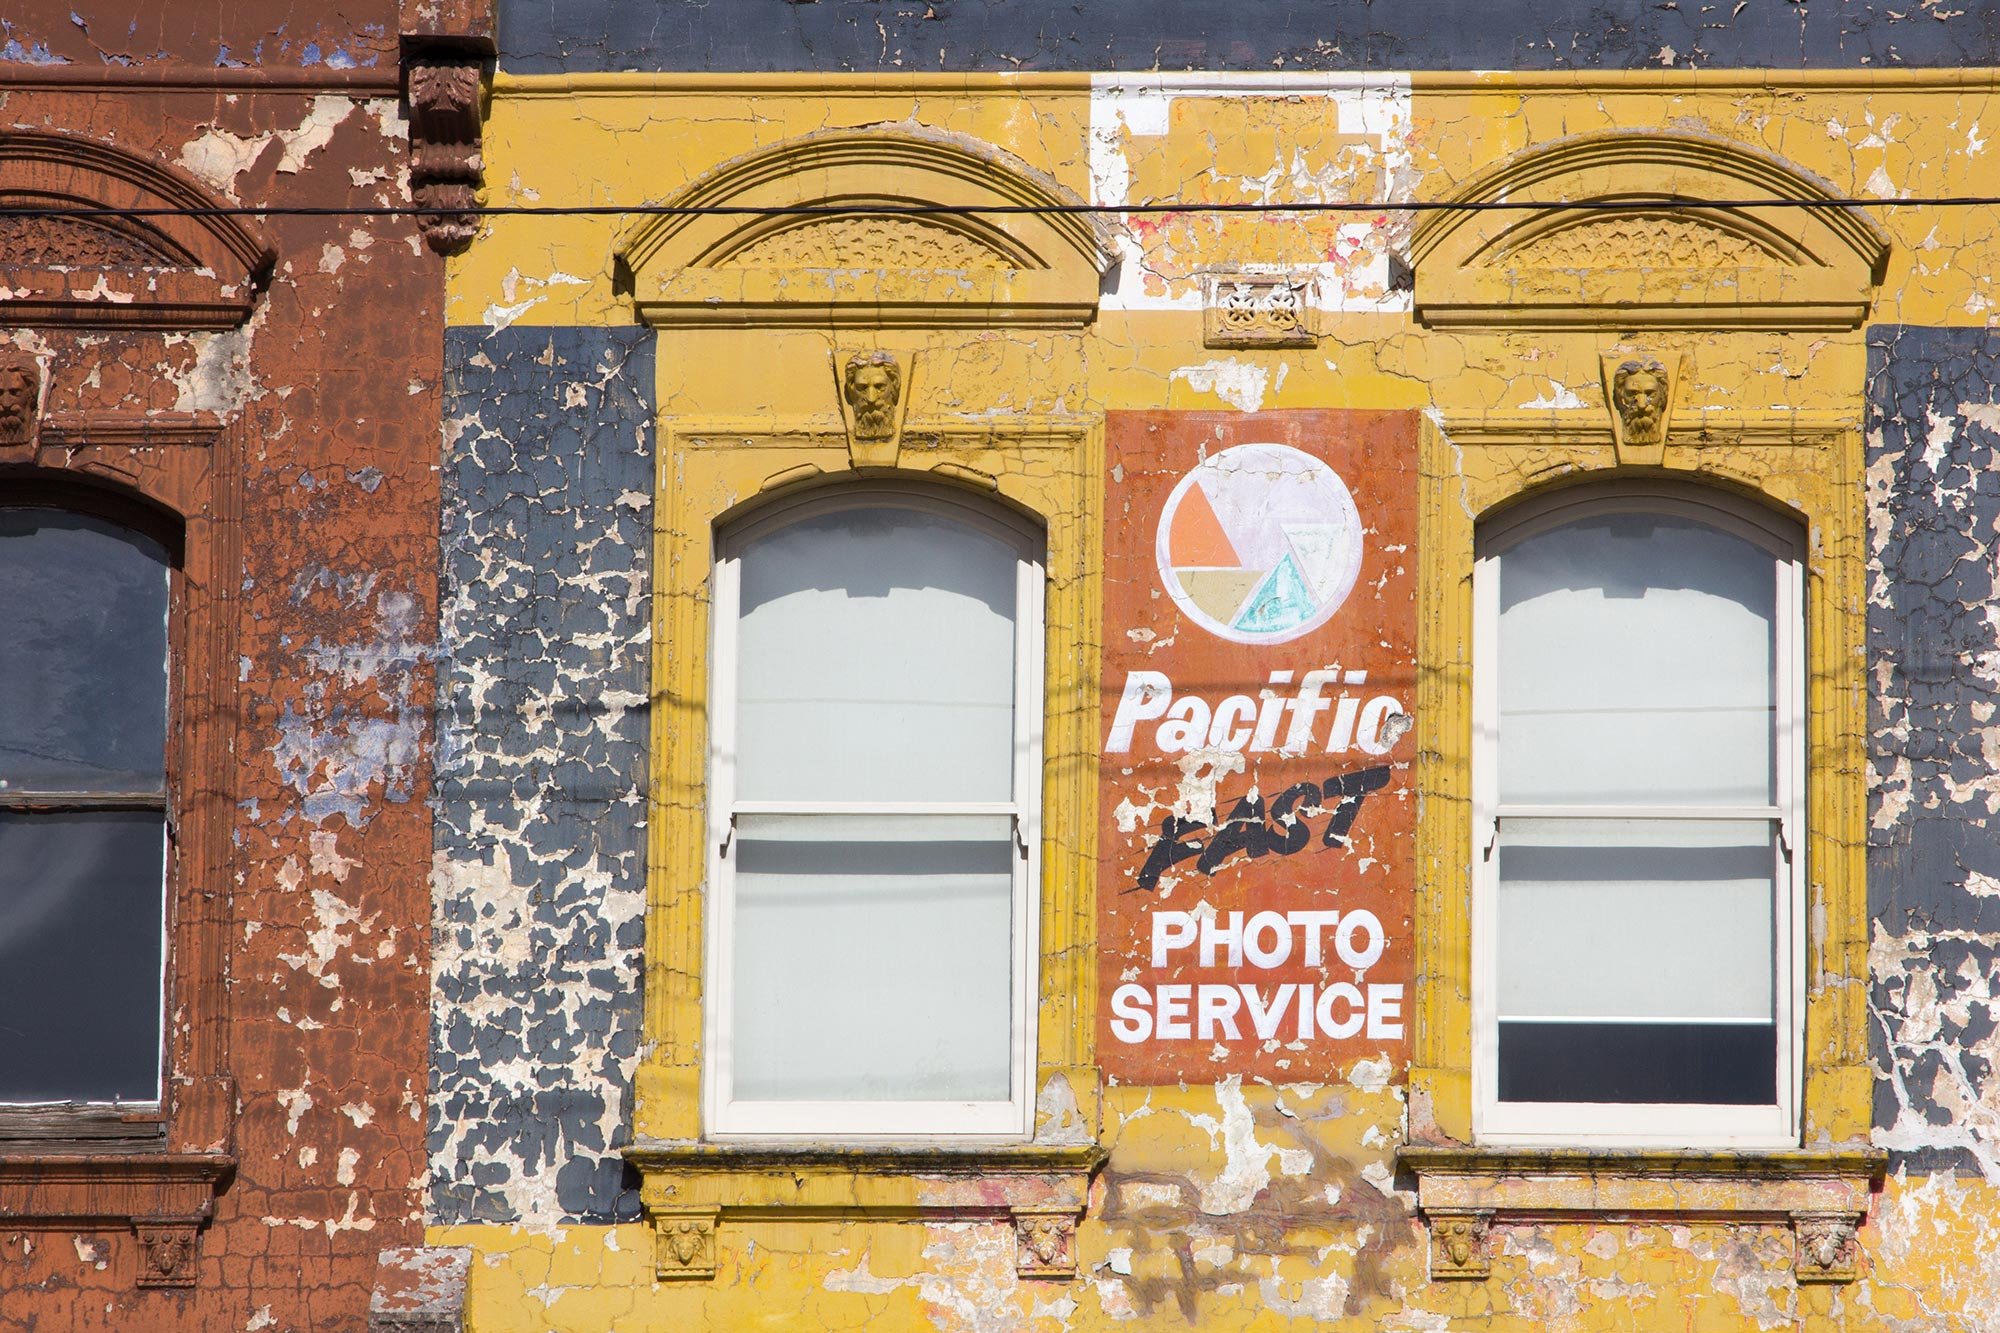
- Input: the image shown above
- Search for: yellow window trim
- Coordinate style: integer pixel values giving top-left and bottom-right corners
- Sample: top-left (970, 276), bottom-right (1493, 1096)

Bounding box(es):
top-left (632, 420), bottom-right (1103, 1273)
top-left (1401, 410), bottom-right (1880, 1264)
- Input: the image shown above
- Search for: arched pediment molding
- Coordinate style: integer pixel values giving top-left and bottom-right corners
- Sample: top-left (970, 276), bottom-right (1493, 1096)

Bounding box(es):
top-left (0, 131), bottom-right (274, 330)
top-left (1410, 132), bottom-right (1889, 331)
top-left (618, 128), bottom-right (1112, 329)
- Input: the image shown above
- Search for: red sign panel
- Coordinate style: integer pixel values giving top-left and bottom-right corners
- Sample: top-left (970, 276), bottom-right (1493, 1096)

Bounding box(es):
top-left (1097, 410), bottom-right (1419, 1084)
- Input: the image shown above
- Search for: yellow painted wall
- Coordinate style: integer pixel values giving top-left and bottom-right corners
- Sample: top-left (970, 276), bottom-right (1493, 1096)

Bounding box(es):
top-left (438, 71), bottom-right (2000, 1332)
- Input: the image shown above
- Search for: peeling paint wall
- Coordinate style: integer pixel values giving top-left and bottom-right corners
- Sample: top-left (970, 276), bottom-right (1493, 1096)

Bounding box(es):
top-left (499, 0), bottom-right (2000, 75)
top-left (430, 325), bottom-right (654, 1227)
top-left (425, 10), bottom-right (2000, 1333)
top-left (0, 4), bottom-right (452, 1329)
top-left (1867, 325), bottom-right (2000, 1183)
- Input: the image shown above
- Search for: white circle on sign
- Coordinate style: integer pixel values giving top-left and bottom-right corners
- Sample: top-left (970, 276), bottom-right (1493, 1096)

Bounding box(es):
top-left (1153, 442), bottom-right (1365, 646)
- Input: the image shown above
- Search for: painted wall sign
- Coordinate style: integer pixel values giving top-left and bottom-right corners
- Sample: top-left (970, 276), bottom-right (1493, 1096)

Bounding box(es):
top-left (1099, 411), bottom-right (1418, 1084)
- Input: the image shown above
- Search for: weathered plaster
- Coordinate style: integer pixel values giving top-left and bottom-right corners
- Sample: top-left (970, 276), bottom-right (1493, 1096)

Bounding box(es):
top-left (1867, 325), bottom-right (2000, 1183)
top-left (429, 325), bottom-right (655, 1226)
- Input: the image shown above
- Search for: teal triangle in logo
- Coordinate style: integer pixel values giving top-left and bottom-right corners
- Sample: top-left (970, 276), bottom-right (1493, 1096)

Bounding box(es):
top-left (1233, 553), bottom-right (1316, 635)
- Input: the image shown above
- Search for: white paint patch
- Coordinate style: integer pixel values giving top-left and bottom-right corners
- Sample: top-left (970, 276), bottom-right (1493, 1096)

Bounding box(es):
top-left (1520, 379), bottom-right (1587, 410)
top-left (1171, 359), bottom-right (1272, 412)
top-left (1089, 73), bottom-right (1414, 315)
top-left (178, 95), bottom-right (359, 200)
top-left (1183, 1075), bottom-right (1283, 1214)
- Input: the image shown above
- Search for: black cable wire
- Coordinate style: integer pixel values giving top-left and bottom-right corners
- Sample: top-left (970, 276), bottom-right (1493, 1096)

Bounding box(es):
top-left (0, 196), bottom-right (1986, 220)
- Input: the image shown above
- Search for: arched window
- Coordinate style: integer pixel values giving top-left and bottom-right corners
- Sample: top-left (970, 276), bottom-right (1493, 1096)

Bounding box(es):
top-left (1473, 485), bottom-right (1803, 1145)
top-left (0, 503), bottom-right (174, 1107)
top-left (704, 484), bottom-right (1045, 1138)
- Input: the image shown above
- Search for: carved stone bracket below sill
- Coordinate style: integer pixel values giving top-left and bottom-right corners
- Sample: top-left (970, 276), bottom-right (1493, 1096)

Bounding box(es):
top-left (1398, 1146), bottom-right (1884, 1284)
top-left (0, 1152), bottom-right (236, 1289)
top-left (624, 1141), bottom-right (1107, 1281)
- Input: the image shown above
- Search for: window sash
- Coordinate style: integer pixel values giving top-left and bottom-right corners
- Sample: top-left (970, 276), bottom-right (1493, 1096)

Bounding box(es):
top-left (1471, 494), bottom-right (1805, 1148)
top-left (704, 493), bottom-right (1044, 1140)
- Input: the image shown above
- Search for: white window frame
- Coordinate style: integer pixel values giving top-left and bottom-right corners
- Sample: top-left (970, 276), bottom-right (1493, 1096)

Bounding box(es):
top-left (702, 483), bottom-right (1045, 1141)
top-left (1471, 485), bottom-right (1805, 1149)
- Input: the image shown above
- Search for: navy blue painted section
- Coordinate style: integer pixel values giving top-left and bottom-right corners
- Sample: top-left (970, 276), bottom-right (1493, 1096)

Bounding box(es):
top-left (499, 0), bottom-right (2000, 74)
top-left (1866, 324), bottom-right (2000, 1177)
top-left (430, 324), bottom-right (655, 1225)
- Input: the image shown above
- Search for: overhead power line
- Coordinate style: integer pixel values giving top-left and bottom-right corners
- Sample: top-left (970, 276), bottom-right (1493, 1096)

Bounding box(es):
top-left (0, 196), bottom-right (1987, 221)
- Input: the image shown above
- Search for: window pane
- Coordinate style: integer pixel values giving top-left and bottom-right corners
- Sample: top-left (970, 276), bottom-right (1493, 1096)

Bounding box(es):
top-left (0, 508), bottom-right (169, 793)
top-left (729, 813), bottom-right (1014, 1103)
top-left (734, 506), bottom-right (1020, 804)
top-left (1497, 512), bottom-right (1776, 806)
top-left (0, 811), bottom-right (166, 1102)
top-left (1497, 1022), bottom-right (1777, 1105)
top-left (1496, 817), bottom-right (1776, 1105)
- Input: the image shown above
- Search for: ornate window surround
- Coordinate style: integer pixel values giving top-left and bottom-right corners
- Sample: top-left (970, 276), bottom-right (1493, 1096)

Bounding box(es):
top-left (1398, 130), bottom-right (1886, 1284)
top-left (618, 129), bottom-right (1112, 1282)
top-left (0, 131), bottom-right (262, 1288)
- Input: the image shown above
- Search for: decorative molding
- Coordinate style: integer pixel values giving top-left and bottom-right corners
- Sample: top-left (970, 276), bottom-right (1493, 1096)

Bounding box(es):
top-left (1012, 1209), bottom-right (1079, 1279)
top-left (406, 57), bottom-right (485, 255)
top-left (1410, 131), bottom-right (1889, 332)
top-left (1793, 1211), bottom-right (1861, 1283)
top-left (733, 217), bottom-right (1005, 270)
top-left (38, 412), bottom-right (224, 450)
top-left (626, 1141), bottom-right (1105, 1282)
top-left (1201, 272), bottom-right (1314, 348)
top-left (134, 1221), bottom-right (200, 1289)
top-left (1502, 213), bottom-right (1783, 269)
top-left (652, 1209), bottom-right (719, 1282)
top-left (1425, 1210), bottom-right (1492, 1280)
top-left (0, 1152), bottom-right (233, 1290)
top-left (618, 129), bottom-right (1111, 329)
top-left (0, 131), bottom-right (272, 330)
top-left (1600, 352), bottom-right (1688, 465)
top-left (0, 351), bottom-right (40, 449)
top-left (1400, 1148), bottom-right (1882, 1284)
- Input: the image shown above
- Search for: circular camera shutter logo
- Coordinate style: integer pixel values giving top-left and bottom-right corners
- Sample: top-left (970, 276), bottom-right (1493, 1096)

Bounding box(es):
top-left (1155, 442), bottom-right (1364, 645)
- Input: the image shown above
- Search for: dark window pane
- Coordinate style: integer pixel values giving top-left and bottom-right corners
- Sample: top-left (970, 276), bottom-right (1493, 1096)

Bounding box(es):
top-left (0, 811), bottom-right (166, 1102)
top-left (0, 508), bottom-right (169, 792)
top-left (1498, 1021), bottom-right (1777, 1105)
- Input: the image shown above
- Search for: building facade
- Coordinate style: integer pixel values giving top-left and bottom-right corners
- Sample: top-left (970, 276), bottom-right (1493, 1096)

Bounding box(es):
top-left (10, 2), bottom-right (2000, 1331)
top-left (420, 5), bottom-right (2000, 1331)
top-left (0, 2), bottom-right (483, 1329)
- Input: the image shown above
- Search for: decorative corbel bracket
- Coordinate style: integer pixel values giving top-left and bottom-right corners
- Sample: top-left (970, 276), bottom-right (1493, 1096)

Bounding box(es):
top-left (653, 1207), bottom-right (720, 1281)
top-left (406, 54), bottom-right (485, 255)
top-left (134, 1218), bottom-right (203, 1289)
top-left (1424, 1209), bottom-right (1493, 1280)
top-left (1011, 1207), bottom-right (1081, 1279)
top-left (1792, 1211), bottom-right (1862, 1283)
top-left (1400, 1146), bottom-right (1882, 1286)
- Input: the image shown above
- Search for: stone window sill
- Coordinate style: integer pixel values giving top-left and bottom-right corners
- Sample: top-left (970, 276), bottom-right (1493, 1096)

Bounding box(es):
top-left (623, 1139), bottom-right (1106, 1281)
top-left (1398, 1145), bottom-right (1884, 1283)
top-left (0, 1150), bottom-right (236, 1289)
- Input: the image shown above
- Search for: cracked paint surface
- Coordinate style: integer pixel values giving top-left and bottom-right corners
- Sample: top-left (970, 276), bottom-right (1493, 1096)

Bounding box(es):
top-left (429, 325), bottom-right (654, 1227)
top-left (1867, 325), bottom-right (2000, 1184)
top-left (431, 27), bottom-right (2000, 1333)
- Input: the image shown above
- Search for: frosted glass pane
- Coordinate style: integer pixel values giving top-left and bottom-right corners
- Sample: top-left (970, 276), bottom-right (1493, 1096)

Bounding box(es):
top-left (1497, 819), bottom-right (1775, 1021)
top-left (730, 813), bottom-right (1014, 1103)
top-left (1498, 512), bottom-right (1776, 805)
top-left (735, 507), bottom-right (1021, 804)
top-left (0, 509), bottom-right (169, 792)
